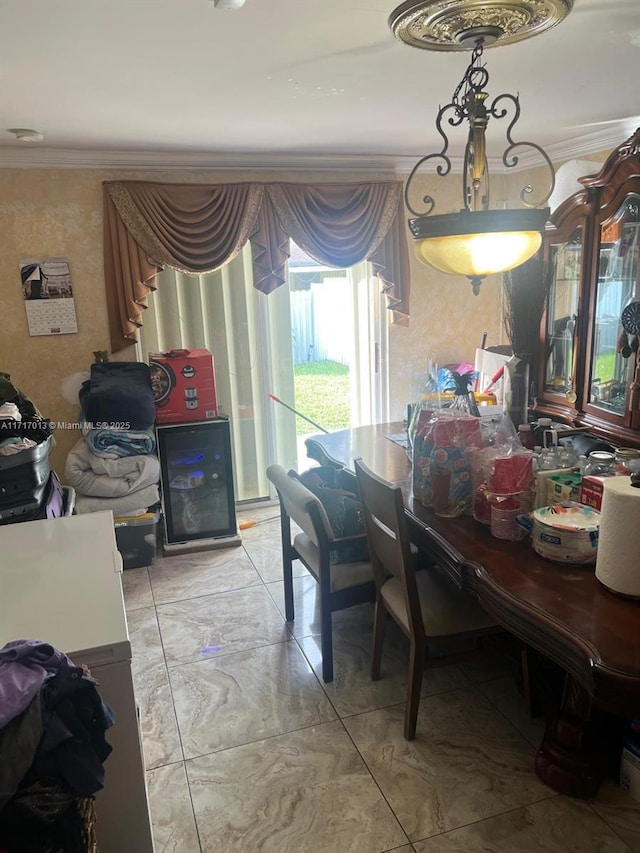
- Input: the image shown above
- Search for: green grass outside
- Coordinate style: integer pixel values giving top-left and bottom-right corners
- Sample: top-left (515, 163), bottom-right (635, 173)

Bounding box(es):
top-left (293, 360), bottom-right (350, 435)
top-left (594, 351), bottom-right (616, 382)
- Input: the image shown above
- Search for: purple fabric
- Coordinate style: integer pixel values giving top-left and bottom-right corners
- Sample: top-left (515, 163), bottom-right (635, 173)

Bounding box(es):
top-left (0, 640), bottom-right (74, 729)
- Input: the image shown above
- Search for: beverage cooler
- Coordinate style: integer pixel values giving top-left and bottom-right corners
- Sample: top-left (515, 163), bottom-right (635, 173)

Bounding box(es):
top-left (156, 418), bottom-right (238, 547)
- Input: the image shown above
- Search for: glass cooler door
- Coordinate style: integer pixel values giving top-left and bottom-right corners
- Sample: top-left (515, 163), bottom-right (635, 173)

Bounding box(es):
top-left (157, 419), bottom-right (237, 544)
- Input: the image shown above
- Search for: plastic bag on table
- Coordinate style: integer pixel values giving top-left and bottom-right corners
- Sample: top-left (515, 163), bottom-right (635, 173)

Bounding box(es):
top-left (479, 411), bottom-right (521, 448)
top-left (469, 414), bottom-right (534, 523)
top-left (412, 409), bottom-right (483, 517)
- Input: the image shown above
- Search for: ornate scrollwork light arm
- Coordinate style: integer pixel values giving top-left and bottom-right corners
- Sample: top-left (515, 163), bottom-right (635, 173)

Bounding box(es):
top-left (404, 101), bottom-right (462, 216)
top-left (487, 92), bottom-right (556, 207)
top-left (489, 91), bottom-right (520, 125)
top-left (510, 142), bottom-right (556, 207)
top-left (404, 153), bottom-right (450, 216)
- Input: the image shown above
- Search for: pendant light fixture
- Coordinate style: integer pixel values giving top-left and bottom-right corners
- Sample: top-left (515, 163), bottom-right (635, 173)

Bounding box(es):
top-left (389, 0), bottom-right (573, 294)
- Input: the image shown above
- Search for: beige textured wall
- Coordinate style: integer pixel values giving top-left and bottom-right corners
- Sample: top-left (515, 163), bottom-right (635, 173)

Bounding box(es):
top-left (0, 170), bottom-right (111, 474)
top-left (0, 152), bottom-right (611, 476)
top-left (389, 169), bottom-right (505, 417)
top-left (0, 166), bottom-right (412, 475)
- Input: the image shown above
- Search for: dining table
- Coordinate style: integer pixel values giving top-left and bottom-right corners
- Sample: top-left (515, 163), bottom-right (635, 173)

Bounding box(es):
top-left (304, 421), bottom-right (640, 798)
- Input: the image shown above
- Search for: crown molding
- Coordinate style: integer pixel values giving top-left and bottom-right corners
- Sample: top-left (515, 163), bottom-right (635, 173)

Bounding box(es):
top-left (0, 125), bottom-right (634, 173)
top-left (395, 125), bottom-right (637, 174)
top-left (0, 146), bottom-right (398, 173)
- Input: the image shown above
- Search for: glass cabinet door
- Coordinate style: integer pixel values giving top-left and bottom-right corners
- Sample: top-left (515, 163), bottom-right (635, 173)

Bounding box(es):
top-left (544, 227), bottom-right (582, 398)
top-left (588, 194), bottom-right (640, 416)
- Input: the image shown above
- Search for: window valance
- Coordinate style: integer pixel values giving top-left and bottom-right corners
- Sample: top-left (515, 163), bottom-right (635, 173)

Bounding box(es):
top-left (103, 179), bottom-right (410, 352)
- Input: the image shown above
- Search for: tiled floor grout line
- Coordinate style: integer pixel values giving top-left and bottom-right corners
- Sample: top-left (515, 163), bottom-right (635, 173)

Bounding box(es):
top-left (463, 681), bottom-right (544, 757)
top-left (288, 628), bottom-right (425, 850)
top-left (144, 757), bottom-right (184, 771)
top-left (408, 792), bottom-right (563, 848)
top-left (138, 594), bottom-right (610, 853)
top-left (151, 598), bottom-right (204, 853)
top-left (178, 717), bottom-right (353, 762)
top-left (334, 708), bottom-right (414, 849)
top-left (582, 801), bottom-right (636, 853)
top-left (163, 635), bottom-right (304, 670)
top-left (180, 756), bottom-right (205, 853)
top-left (151, 543), bottom-right (415, 835)
top-left (327, 675), bottom-right (520, 850)
top-left (151, 580), bottom-right (265, 608)
top-left (149, 534), bottom-right (302, 853)
top-left (474, 679), bottom-right (549, 752)
top-left (318, 670), bottom-right (562, 850)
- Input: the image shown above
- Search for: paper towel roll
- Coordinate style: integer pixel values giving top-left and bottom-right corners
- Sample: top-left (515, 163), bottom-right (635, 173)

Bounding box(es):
top-left (595, 476), bottom-right (640, 598)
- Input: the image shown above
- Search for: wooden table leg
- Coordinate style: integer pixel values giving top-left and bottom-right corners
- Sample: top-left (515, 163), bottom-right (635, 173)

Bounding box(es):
top-left (535, 674), bottom-right (603, 797)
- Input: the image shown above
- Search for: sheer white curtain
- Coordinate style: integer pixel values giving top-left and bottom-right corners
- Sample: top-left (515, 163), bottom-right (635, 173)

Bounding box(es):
top-left (140, 245), bottom-right (297, 503)
top-left (348, 260), bottom-right (389, 426)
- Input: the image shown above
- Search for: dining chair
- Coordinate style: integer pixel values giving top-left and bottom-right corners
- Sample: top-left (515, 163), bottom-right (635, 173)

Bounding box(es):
top-left (266, 463), bottom-right (376, 683)
top-left (353, 456), bottom-right (500, 740)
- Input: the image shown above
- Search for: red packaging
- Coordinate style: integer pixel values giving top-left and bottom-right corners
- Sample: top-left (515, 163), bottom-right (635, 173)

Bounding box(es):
top-left (412, 412), bottom-right (483, 516)
top-left (580, 475), bottom-right (607, 511)
top-left (428, 416), bottom-right (483, 450)
top-left (149, 348), bottom-right (218, 424)
top-left (489, 453), bottom-right (533, 495)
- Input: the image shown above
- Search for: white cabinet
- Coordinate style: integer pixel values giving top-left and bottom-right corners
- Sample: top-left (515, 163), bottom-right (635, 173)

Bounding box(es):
top-left (0, 511), bottom-right (154, 853)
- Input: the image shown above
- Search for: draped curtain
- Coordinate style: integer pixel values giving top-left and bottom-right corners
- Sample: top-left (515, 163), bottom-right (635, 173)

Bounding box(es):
top-left (103, 179), bottom-right (410, 352)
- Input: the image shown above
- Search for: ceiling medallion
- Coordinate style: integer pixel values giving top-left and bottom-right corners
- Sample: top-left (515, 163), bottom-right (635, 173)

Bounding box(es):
top-left (389, 0), bottom-right (573, 51)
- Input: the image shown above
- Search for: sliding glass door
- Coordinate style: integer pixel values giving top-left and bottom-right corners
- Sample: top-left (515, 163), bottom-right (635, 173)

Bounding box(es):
top-left (141, 246), bottom-right (388, 503)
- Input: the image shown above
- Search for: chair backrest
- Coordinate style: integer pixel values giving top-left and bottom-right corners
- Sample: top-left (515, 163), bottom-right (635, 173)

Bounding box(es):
top-left (266, 463), bottom-right (334, 546)
top-left (354, 457), bottom-right (423, 636)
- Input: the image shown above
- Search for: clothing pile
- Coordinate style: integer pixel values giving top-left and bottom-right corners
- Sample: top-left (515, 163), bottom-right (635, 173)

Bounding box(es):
top-left (0, 374), bottom-right (64, 524)
top-left (0, 639), bottom-right (114, 853)
top-left (65, 363), bottom-right (160, 517)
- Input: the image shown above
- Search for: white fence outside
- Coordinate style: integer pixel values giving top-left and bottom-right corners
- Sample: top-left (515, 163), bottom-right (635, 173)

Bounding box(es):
top-left (290, 276), bottom-right (353, 365)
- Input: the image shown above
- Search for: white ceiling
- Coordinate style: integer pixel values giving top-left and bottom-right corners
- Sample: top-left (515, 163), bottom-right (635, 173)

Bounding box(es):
top-left (1, 0), bottom-right (639, 171)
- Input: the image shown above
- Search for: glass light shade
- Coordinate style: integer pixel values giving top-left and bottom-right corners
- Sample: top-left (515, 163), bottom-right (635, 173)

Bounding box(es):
top-left (414, 229), bottom-right (542, 277)
top-left (409, 208), bottom-right (549, 281)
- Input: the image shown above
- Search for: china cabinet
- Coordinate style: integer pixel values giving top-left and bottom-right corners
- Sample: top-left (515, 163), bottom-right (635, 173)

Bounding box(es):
top-left (536, 129), bottom-right (640, 447)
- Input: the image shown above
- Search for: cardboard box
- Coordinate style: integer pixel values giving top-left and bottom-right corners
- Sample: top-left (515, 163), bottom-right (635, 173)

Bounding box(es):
top-left (150, 348), bottom-right (218, 424)
top-left (580, 475), bottom-right (607, 512)
top-left (114, 512), bottom-right (159, 570)
top-left (547, 472), bottom-right (582, 505)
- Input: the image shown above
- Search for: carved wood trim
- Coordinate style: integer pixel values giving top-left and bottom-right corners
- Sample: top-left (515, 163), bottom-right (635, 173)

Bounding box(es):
top-left (538, 128), bottom-right (640, 441)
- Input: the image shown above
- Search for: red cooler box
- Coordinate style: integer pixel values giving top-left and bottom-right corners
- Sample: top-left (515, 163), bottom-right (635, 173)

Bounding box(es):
top-left (150, 348), bottom-right (218, 424)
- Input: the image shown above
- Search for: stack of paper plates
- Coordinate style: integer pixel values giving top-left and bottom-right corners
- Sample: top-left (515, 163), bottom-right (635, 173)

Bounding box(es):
top-left (530, 502), bottom-right (601, 564)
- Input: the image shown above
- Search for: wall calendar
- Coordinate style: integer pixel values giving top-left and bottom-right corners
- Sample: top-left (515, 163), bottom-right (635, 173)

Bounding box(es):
top-left (19, 258), bottom-right (79, 336)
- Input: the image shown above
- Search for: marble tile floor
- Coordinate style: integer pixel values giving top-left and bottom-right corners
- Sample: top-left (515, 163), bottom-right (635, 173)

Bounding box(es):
top-left (121, 506), bottom-right (640, 853)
